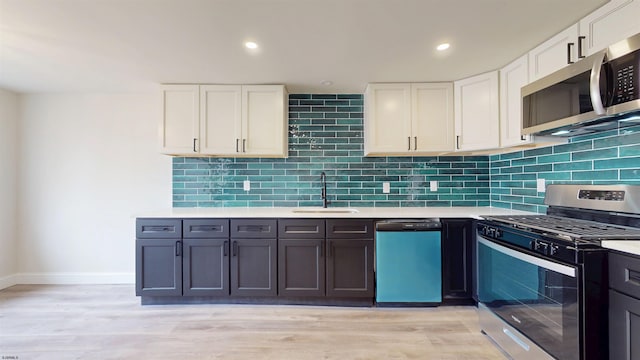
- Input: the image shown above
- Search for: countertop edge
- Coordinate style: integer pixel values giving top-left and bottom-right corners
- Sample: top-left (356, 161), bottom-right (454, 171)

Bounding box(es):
top-left (133, 206), bottom-right (536, 219)
top-left (602, 240), bottom-right (640, 257)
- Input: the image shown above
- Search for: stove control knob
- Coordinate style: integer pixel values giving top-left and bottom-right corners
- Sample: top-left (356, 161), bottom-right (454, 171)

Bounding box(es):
top-left (539, 242), bottom-right (549, 255)
top-left (532, 240), bottom-right (541, 251)
top-left (549, 244), bottom-right (559, 256)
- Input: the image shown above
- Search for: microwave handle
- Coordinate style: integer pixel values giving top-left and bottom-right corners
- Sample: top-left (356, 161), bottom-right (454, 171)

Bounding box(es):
top-left (589, 50), bottom-right (607, 115)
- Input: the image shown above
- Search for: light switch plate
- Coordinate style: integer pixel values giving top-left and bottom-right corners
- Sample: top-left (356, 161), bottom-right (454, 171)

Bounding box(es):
top-left (537, 178), bottom-right (545, 192)
top-left (383, 182), bottom-right (390, 194)
top-left (430, 181), bottom-right (438, 192)
top-left (243, 180), bottom-right (251, 191)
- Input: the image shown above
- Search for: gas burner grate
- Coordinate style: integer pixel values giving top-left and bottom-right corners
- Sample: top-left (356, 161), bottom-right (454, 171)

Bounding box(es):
top-left (484, 215), bottom-right (640, 240)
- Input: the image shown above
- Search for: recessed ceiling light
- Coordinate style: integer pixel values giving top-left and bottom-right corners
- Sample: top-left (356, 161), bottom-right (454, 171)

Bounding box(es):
top-left (436, 43), bottom-right (450, 51)
top-left (245, 41), bottom-right (258, 49)
top-left (320, 80), bottom-right (333, 86)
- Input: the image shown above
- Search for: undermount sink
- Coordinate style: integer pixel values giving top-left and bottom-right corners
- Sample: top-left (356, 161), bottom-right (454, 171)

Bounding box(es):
top-left (291, 208), bottom-right (359, 214)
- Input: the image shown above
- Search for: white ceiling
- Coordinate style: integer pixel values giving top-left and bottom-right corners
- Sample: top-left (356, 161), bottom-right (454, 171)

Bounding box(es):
top-left (0, 0), bottom-right (608, 94)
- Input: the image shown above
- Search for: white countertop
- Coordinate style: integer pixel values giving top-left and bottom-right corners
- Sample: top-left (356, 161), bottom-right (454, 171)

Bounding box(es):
top-left (602, 241), bottom-right (640, 257)
top-left (135, 206), bottom-right (536, 220)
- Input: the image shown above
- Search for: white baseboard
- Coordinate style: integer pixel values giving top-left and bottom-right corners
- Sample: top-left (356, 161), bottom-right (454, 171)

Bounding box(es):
top-left (0, 274), bottom-right (18, 290)
top-left (11, 272), bottom-right (135, 285)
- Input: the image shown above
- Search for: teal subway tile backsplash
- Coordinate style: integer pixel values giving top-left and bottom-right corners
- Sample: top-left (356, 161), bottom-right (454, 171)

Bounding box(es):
top-left (491, 123), bottom-right (640, 213)
top-left (173, 94), bottom-right (640, 210)
top-left (173, 94), bottom-right (490, 208)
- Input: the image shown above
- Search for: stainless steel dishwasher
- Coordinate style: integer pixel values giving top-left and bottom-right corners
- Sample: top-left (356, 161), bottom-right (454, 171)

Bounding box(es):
top-left (375, 219), bottom-right (442, 306)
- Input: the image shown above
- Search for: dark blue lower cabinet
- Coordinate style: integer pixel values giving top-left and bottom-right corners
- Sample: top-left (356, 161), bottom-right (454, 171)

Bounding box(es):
top-left (135, 238), bottom-right (183, 296)
top-left (441, 218), bottom-right (474, 304)
top-left (230, 238), bottom-right (278, 297)
top-left (609, 251), bottom-right (640, 360)
top-left (183, 239), bottom-right (229, 297)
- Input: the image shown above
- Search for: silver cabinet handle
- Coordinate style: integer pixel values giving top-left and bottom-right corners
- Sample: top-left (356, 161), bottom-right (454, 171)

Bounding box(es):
top-left (243, 139), bottom-right (246, 153)
top-left (414, 136), bottom-right (417, 151)
top-left (236, 139), bottom-right (239, 152)
top-left (456, 136), bottom-right (460, 150)
top-left (192, 138), bottom-right (197, 152)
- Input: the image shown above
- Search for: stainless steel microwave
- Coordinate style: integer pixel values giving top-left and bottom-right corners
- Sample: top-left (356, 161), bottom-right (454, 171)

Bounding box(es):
top-left (522, 32), bottom-right (640, 136)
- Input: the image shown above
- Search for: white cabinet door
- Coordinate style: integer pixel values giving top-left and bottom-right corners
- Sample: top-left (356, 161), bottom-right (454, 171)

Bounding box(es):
top-left (499, 55), bottom-right (531, 148)
top-left (579, 0), bottom-right (640, 56)
top-left (160, 85), bottom-right (200, 155)
top-left (199, 85), bottom-right (242, 155)
top-left (242, 85), bottom-right (288, 157)
top-left (528, 24), bottom-right (580, 81)
top-left (411, 83), bottom-right (454, 153)
top-left (454, 71), bottom-right (500, 152)
top-left (364, 84), bottom-right (412, 155)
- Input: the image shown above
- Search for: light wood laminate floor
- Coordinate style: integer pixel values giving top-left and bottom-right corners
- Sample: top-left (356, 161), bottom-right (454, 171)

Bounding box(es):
top-left (0, 285), bottom-right (506, 360)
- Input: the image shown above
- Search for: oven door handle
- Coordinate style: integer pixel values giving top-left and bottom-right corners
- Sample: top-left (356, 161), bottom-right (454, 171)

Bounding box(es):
top-left (478, 236), bottom-right (576, 278)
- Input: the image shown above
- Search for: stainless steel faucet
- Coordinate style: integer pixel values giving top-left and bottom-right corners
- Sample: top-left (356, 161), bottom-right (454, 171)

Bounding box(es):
top-left (320, 171), bottom-right (329, 208)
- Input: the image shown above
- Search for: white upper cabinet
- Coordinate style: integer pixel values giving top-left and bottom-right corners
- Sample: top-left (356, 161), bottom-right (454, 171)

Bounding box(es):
top-left (499, 54), bottom-right (531, 148)
top-left (454, 71), bottom-right (500, 152)
top-left (579, 0), bottom-right (640, 56)
top-left (161, 84), bottom-right (287, 157)
top-left (160, 84), bottom-right (200, 155)
top-left (241, 85), bottom-right (288, 157)
top-left (528, 24), bottom-right (580, 81)
top-left (528, 0), bottom-right (640, 82)
top-left (364, 83), bottom-right (453, 156)
top-left (411, 83), bottom-right (455, 153)
top-left (199, 85), bottom-right (242, 155)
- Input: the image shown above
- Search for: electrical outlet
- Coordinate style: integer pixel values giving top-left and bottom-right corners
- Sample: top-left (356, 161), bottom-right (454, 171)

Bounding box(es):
top-left (537, 178), bottom-right (545, 192)
top-left (243, 180), bottom-right (251, 191)
top-left (383, 182), bottom-right (390, 194)
top-left (430, 181), bottom-right (438, 192)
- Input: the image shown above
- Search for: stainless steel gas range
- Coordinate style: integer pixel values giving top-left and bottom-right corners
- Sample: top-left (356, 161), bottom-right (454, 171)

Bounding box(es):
top-left (477, 184), bottom-right (640, 360)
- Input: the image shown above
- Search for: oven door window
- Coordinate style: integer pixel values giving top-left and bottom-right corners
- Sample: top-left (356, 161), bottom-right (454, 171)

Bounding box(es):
top-left (478, 237), bottom-right (579, 360)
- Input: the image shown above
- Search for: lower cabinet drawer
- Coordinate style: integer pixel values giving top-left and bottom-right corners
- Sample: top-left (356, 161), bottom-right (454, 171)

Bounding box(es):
top-left (326, 219), bottom-right (373, 239)
top-left (183, 219), bottom-right (229, 238)
top-left (136, 218), bottom-right (182, 239)
top-left (610, 251), bottom-right (640, 299)
top-left (231, 219), bottom-right (277, 238)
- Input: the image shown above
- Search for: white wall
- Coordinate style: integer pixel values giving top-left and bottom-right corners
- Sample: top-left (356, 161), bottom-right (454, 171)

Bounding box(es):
top-left (0, 88), bottom-right (19, 288)
top-left (17, 93), bottom-right (171, 284)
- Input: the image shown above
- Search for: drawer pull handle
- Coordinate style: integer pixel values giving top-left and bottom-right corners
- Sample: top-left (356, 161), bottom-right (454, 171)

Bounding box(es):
top-left (224, 241), bottom-right (229, 257)
top-left (146, 226), bottom-right (173, 232)
top-left (628, 269), bottom-right (640, 285)
top-left (232, 241), bottom-right (238, 257)
top-left (191, 225), bottom-right (221, 232)
top-left (239, 225), bottom-right (269, 233)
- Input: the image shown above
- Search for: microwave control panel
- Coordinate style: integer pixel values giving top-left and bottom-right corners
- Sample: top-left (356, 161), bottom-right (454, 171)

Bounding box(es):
top-left (611, 51), bottom-right (639, 105)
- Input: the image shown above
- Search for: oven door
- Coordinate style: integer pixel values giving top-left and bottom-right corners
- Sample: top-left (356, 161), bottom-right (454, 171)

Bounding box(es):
top-left (477, 235), bottom-right (579, 360)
